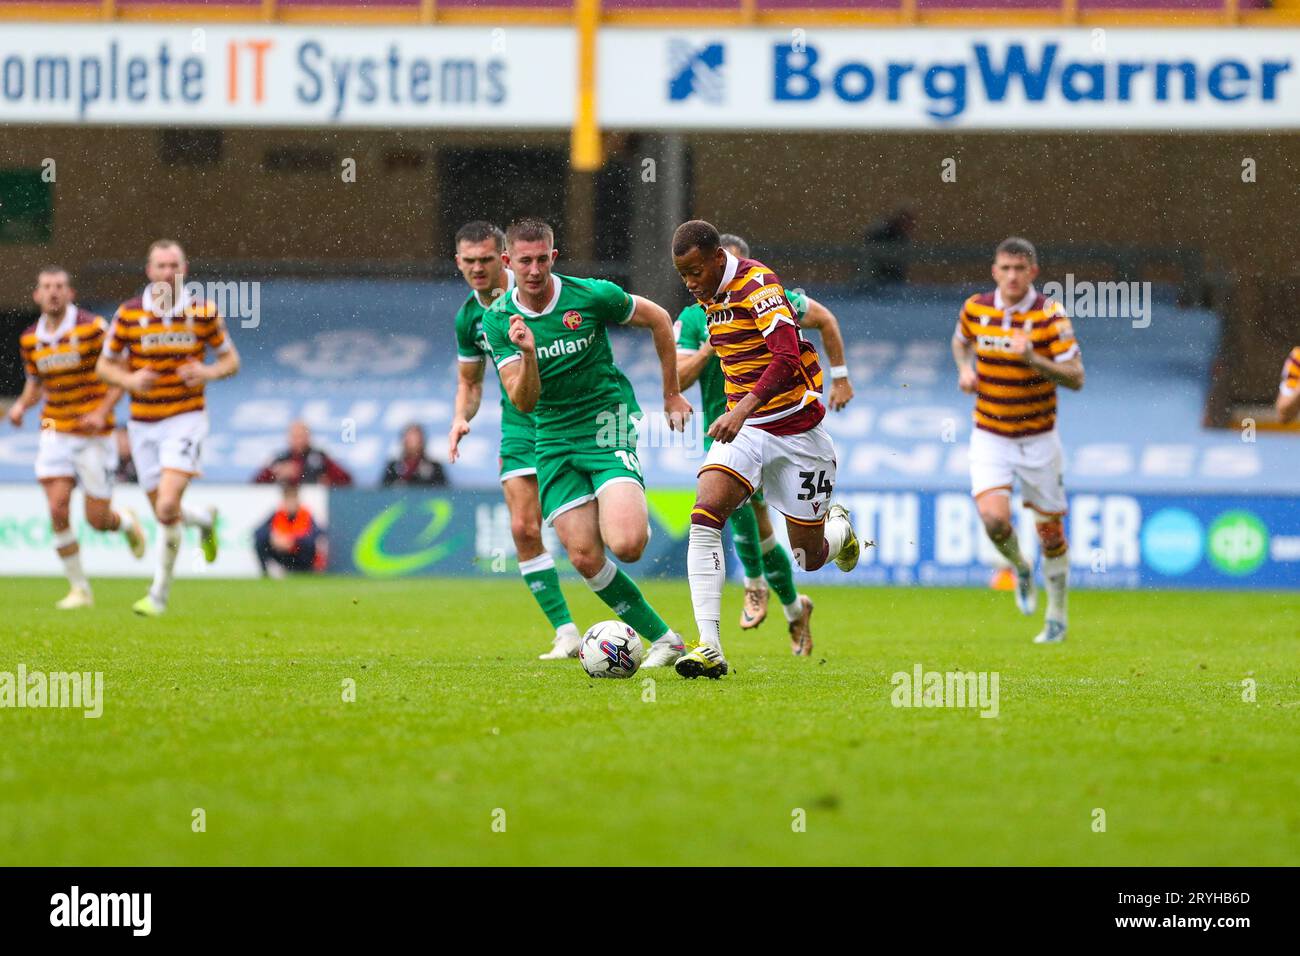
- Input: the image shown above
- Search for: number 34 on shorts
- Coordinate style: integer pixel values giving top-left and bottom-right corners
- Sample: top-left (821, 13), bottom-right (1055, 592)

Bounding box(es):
top-left (700, 422), bottom-right (837, 524)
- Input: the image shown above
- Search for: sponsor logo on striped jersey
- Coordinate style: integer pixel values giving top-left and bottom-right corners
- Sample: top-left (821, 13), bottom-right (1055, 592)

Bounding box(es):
top-left (705, 257), bottom-right (823, 427)
top-left (19, 311), bottom-right (113, 435)
top-left (106, 298), bottom-right (228, 423)
top-left (958, 290), bottom-right (1080, 440)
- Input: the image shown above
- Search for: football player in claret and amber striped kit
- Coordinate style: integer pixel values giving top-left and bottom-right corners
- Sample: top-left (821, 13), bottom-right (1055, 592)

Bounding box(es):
top-left (96, 240), bottom-right (241, 617)
top-left (671, 220), bottom-right (861, 679)
top-left (8, 267), bottom-right (146, 608)
top-left (951, 237), bottom-right (1085, 644)
top-left (675, 231), bottom-right (856, 656)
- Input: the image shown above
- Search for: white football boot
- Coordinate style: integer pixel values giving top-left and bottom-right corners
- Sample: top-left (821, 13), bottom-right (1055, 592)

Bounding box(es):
top-left (827, 503), bottom-right (862, 572)
top-left (1014, 565), bottom-right (1038, 616)
top-left (642, 632), bottom-right (686, 668)
top-left (1033, 620), bottom-right (1067, 644)
top-left (539, 623), bottom-right (582, 660)
top-left (55, 586), bottom-right (94, 610)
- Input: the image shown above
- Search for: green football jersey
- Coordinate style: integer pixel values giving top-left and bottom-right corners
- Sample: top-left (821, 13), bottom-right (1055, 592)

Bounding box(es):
top-left (482, 274), bottom-right (641, 438)
top-left (453, 279), bottom-right (535, 432)
top-left (674, 287), bottom-right (808, 427)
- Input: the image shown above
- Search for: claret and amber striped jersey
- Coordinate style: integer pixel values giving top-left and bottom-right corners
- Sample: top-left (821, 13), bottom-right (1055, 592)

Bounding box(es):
top-left (18, 305), bottom-right (114, 435)
top-left (704, 251), bottom-right (824, 432)
top-left (104, 288), bottom-right (231, 423)
top-left (1279, 346), bottom-right (1300, 397)
top-left (957, 287), bottom-right (1080, 439)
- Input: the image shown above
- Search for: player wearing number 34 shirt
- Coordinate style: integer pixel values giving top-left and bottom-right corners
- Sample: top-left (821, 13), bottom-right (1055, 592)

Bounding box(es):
top-left (669, 220), bottom-right (862, 680)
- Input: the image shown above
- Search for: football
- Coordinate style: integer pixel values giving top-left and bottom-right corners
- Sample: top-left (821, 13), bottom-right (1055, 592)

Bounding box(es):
top-left (578, 621), bottom-right (643, 679)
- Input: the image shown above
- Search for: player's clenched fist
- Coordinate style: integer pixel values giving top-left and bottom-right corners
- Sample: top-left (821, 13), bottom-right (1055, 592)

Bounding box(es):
top-left (707, 406), bottom-right (745, 444)
top-left (508, 314), bottom-right (535, 353)
top-left (957, 365), bottom-right (978, 393)
top-left (1009, 330), bottom-right (1035, 362)
top-left (126, 367), bottom-right (159, 395)
top-left (664, 392), bottom-right (693, 432)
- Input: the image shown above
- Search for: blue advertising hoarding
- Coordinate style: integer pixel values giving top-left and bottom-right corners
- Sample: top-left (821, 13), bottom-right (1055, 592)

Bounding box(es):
top-left (326, 487), bottom-right (1298, 590)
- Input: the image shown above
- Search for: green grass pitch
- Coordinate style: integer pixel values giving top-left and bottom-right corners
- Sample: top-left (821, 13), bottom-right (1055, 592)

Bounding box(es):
top-left (1, 576), bottom-right (1296, 866)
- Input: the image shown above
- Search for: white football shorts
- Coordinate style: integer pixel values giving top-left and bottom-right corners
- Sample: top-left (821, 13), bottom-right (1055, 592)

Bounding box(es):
top-left (969, 426), bottom-right (1067, 515)
top-left (35, 429), bottom-right (117, 500)
top-left (700, 421), bottom-right (838, 526)
top-left (127, 410), bottom-right (209, 492)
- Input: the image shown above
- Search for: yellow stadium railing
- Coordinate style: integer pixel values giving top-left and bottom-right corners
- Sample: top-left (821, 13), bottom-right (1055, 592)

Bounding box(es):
top-left (1, 1), bottom-right (1297, 28)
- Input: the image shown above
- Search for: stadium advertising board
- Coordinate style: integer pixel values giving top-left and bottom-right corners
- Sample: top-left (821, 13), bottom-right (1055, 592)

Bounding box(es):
top-left (601, 28), bottom-right (1300, 130)
top-left (323, 487), bottom-right (1299, 589)
top-left (0, 484), bottom-right (327, 578)
top-left (0, 25), bottom-right (574, 126)
top-left (326, 488), bottom-right (691, 578)
top-left (1, 25), bottom-right (1297, 129)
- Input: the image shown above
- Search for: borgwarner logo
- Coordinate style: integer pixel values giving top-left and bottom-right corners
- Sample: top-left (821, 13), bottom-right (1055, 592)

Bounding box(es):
top-left (669, 40), bottom-right (725, 103)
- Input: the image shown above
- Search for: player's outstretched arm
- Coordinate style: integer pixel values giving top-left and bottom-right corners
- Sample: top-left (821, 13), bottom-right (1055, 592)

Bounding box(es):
top-left (801, 296), bottom-right (853, 410)
top-left (627, 295), bottom-right (691, 431)
top-left (449, 359), bottom-right (485, 462)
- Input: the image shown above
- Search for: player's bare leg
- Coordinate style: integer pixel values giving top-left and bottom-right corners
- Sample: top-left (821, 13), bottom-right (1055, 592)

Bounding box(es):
top-left (135, 468), bottom-right (193, 616)
top-left (503, 475), bottom-right (580, 659)
top-left (1031, 511), bottom-right (1069, 644)
top-left (976, 488), bottom-right (1036, 616)
top-left (751, 497), bottom-right (815, 656)
top-left (679, 468), bottom-right (751, 678)
top-left (552, 491), bottom-right (683, 666)
top-left (42, 477), bottom-right (93, 608)
top-left (784, 504), bottom-right (860, 575)
top-left (84, 494), bottom-right (146, 561)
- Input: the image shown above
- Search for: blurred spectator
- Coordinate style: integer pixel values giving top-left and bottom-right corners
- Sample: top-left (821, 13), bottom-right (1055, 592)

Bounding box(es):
top-left (113, 427), bottom-right (137, 484)
top-left (254, 484), bottom-right (325, 578)
top-left (253, 420), bottom-right (353, 486)
top-left (864, 205), bottom-right (918, 284)
top-left (382, 424), bottom-right (447, 487)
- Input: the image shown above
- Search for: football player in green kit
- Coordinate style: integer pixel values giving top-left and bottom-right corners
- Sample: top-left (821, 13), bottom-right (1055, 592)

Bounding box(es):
top-left (448, 221), bottom-right (581, 660)
top-left (482, 218), bottom-right (692, 668)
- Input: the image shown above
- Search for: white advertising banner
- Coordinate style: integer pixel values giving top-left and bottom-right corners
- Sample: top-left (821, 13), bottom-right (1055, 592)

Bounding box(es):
top-left (0, 24), bottom-right (1295, 129)
top-left (599, 28), bottom-right (1300, 130)
top-left (0, 484), bottom-right (328, 578)
top-left (0, 24), bottom-right (574, 126)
